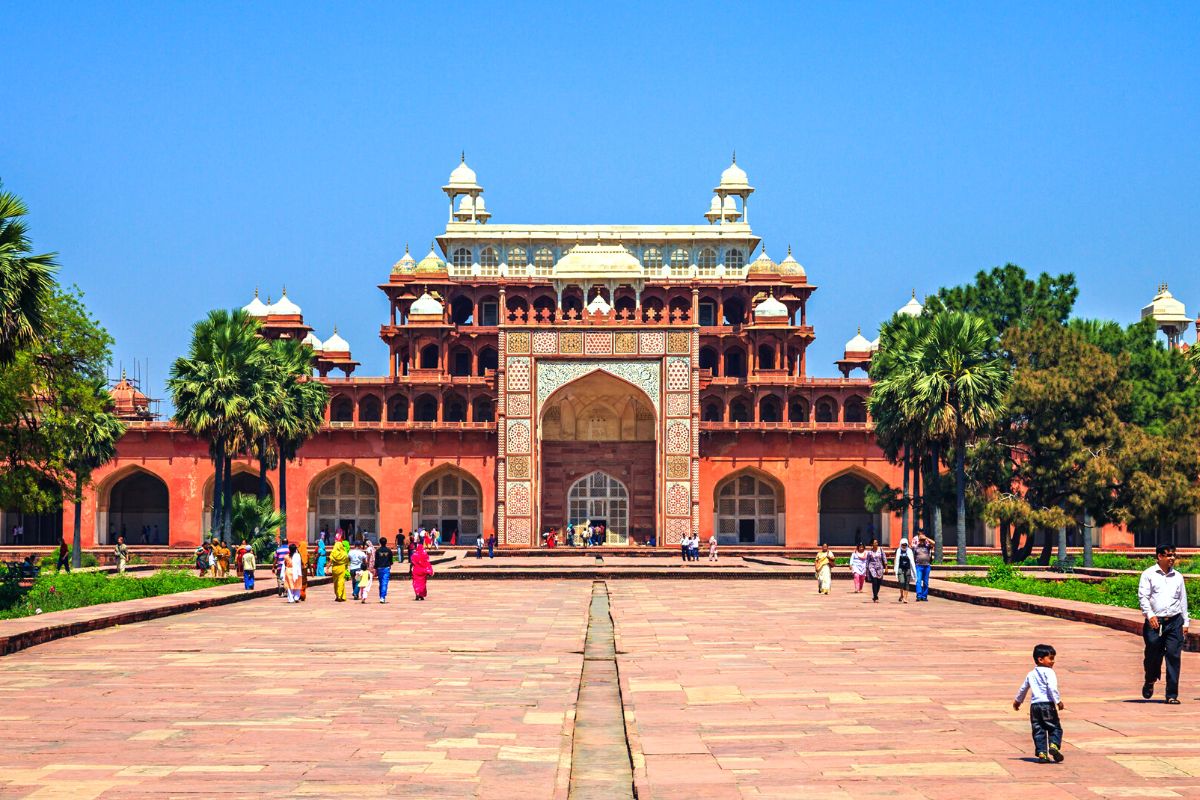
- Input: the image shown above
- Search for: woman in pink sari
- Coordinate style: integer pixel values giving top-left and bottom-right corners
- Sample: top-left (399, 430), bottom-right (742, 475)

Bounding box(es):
top-left (410, 541), bottom-right (433, 601)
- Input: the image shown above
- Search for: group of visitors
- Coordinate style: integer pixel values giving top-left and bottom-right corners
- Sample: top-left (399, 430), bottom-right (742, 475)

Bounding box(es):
top-left (320, 527), bottom-right (434, 603)
top-left (193, 539), bottom-right (235, 578)
top-left (543, 522), bottom-right (610, 548)
top-left (816, 531), bottom-right (939, 603)
top-left (678, 533), bottom-right (717, 562)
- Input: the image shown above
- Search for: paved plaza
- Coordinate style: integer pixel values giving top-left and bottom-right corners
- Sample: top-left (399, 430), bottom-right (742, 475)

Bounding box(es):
top-left (0, 578), bottom-right (1197, 799)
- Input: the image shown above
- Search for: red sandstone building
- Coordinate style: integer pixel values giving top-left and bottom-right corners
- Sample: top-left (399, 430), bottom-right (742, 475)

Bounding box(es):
top-left (8, 159), bottom-right (1189, 550)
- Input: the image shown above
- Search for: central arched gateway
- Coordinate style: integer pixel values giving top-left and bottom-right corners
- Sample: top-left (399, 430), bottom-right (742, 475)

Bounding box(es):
top-left (819, 470), bottom-right (885, 546)
top-left (567, 471), bottom-right (630, 543)
top-left (538, 369), bottom-right (656, 544)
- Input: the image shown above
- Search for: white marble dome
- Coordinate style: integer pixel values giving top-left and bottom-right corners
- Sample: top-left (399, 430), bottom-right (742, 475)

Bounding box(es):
top-left (754, 295), bottom-right (789, 319)
top-left (447, 156), bottom-right (478, 188)
top-left (897, 292), bottom-right (924, 317)
top-left (586, 293), bottom-right (612, 315)
top-left (322, 329), bottom-right (350, 353)
top-left (411, 292), bottom-right (445, 316)
top-left (720, 158), bottom-right (749, 188)
top-left (845, 330), bottom-right (872, 352)
top-left (302, 331), bottom-right (323, 350)
top-left (779, 246), bottom-right (805, 277)
top-left (242, 290), bottom-right (269, 317)
top-left (268, 290), bottom-right (302, 316)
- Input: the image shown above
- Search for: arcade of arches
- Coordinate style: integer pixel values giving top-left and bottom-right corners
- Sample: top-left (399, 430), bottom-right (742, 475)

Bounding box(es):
top-left (98, 470), bottom-right (170, 545)
top-left (539, 372), bottom-right (656, 544)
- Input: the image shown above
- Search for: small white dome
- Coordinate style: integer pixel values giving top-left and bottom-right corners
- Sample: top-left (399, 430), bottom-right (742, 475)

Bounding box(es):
top-left (447, 155), bottom-right (478, 187)
top-left (268, 289), bottom-right (302, 316)
top-left (392, 244), bottom-right (416, 273)
top-left (302, 332), bottom-right (322, 350)
top-left (755, 295), bottom-right (788, 319)
top-left (322, 329), bottom-right (350, 352)
top-left (845, 330), bottom-right (872, 352)
top-left (780, 245), bottom-right (805, 277)
top-left (411, 292), bottom-right (445, 316)
top-left (474, 196), bottom-right (487, 212)
top-left (586, 293), bottom-right (612, 315)
top-left (242, 290), bottom-right (269, 317)
top-left (720, 159), bottom-right (748, 187)
top-left (709, 196), bottom-right (721, 211)
top-left (870, 337), bottom-right (880, 352)
top-left (748, 247), bottom-right (778, 274)
top-left (1141, 283), bottom-right (1191, 327)
top-left (457, 195), bottom-right (474, 213)
top-left (897, 292), bottom-right (924, 317)
top-left (722, 195), bottom-right (738, 211)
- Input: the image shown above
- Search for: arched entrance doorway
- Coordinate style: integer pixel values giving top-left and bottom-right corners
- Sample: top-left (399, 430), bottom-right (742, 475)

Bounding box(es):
top-left (103, 470), bottom-right (170, 545)
top-left (714, 472), bottom-right (783, 545)
top-left (2, 481), bottom-right (64, 545)
top-left (567, 471), bottom-right (629, 544)
top-left (539, 370), bottom-right (656, 545)
top-left (203, 469), bottom-right (274, 535)
top-left (819, 471), bottom-right (883, 546)
top-left (309, 468), bottom-right (378, 541)
top-left (414, 468), bottom-right (481, 546)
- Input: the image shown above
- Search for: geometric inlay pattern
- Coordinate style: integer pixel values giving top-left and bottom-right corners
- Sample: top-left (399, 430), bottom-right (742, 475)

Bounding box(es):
top-left (615, 332), bottom-right (637, 354)
top-left (559, 331), bottom-right (583, 354)
top-left (533, 331), bottom-right (557, 354)
top-left (536, 360), bottom-right (661, 415)
top-left (666, 392), bottom-right (690, 418)
top-left (507, 455), bottom-right (530, 479)
top-left (506, 517), bottom-right (531, 545)
top-left (665, 517), bottom-right (690, 544)
top-left (507, 393), bottom-right (531, 418)
top-left (665, 420), bottom-right (690, 454)
top-left (640, 330), bottom-right (665, 355)
top-left (506, 420), bottom-right (531, 454)
top-left (507, 331), bottom-right (531, 354)
top-left (584, 331), bottom-right (613, 355)
top-left (666, 455), bottom-right (690, 480)
top-left (668, 330), bottom-right (690, 354)
top-left (507, 357), bottom-right (531, 391)
top-left (666, 481), bottom-right (691, 517)
top-left (506, 482), bottom-right (532, 517)
top-left (666, 357), bottom-right (690, 392)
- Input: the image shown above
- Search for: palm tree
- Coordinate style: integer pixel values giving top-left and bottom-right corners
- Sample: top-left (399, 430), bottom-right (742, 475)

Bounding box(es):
top-left (168, 309), bottom-right (271, 543)
top-left (268, 338), bottom-right (327, 543)
top-left (908, 313), bottom-right (1010, 565)
top-left (0, 184), bottom-right (57, 364)
top-left (51, 381), bottom-right (126, 568)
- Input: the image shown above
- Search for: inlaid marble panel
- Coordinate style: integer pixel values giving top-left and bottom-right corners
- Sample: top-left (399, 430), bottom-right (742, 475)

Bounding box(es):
top-left (507, 393), bottom-right (531, 418)
top-left (506, 517), bottom-right (531, 545)
top-left (584, 331), bottom-right (613, 355)
top-left (506, 482), bottom-right (532, 517)
top-left (507, 331), bottom-right (531, 355)
top-left (666, 392), bottom-right (690, 418)
top-left (559, 331), bottom-right (583, 354)
top-left (614, 332), bottom-right (637, 354)
top-left (668, 330), bottom-right (690, 354)
top-left (666, 455), bottom-right (690, 480)
top-left (640, 330), bottom-right (666, 355)
top-left (665, 517), bottom-right (690, 545)
top-left (507, 455), bottom-right (530, 479)
top-left (665, 420), bottom-right (690, 454)
top-left (666, 481), bottom-right (691, 517)
top-left (666, 357), bottom-right (690, 392)
top-left (506, 420), bottom-right (531, 453)
top-left (507, 357), bottom-right (531, 391)
top-left (536, 360), bottom-right (661, 414)
top-left (533, 331), bottom-right (557, 354)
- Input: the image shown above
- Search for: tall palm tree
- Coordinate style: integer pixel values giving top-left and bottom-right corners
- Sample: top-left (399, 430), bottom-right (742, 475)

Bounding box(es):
top-left (908, 313), bottom-right (1010, 565)
top-left (168, 309), bottom-right (271, 542)
top-left (269, 338), bottom-right (327, 543)
top-left (0, 184), bottom-right (57, 364)
top-left (51, 381), bottom-right (126, 568)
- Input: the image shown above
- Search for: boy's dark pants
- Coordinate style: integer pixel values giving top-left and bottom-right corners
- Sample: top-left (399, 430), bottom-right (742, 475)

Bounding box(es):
top-left (1143, 614), bottom-right (1184, 699)
top-left (1029, 702), bottom-right (1062, 754)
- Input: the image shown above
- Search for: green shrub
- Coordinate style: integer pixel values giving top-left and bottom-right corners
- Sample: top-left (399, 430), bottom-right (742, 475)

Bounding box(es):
top-left (951, 570), bottom-right (1200, 617)
top-left (38, 552), bottom-right (99, 571)
top-left (0, 571), bottom-right (235, 619)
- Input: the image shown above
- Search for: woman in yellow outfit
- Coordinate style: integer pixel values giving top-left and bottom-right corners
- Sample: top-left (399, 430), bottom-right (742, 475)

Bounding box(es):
top-left (329, 538), bottom-right (350, 601)
top-left (814, 544), bottom-right (834, 595)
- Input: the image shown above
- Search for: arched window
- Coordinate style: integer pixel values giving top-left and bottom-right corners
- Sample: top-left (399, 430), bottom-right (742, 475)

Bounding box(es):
top-left (668, 295), bottom-right (690, 323)
top-left (315, 469), bottom-right (377, 539)
top-left (758, 344), bottom-right (777, 370)
top-left (478, 346), bottom-right (498, 375)
top-left (449, 346), bottom-right (472, 377)
top-left (844, 396), bottom-right (867, 423)
top-left (472, 396), bottom-right (495, 422)
top-left (444, 393), bottom-right (467, 423)
top-left (479, 247), bottom-right (499, 276)
top-left (506, 295), bottom-right (529, 323)
top-left (723, 297), bottom-right (746, 325)
top-left (507, 247), bottom-right (528, 275)
top-left (698, 346), bottom-right (719, 374)
top-left (106, 471), bottom-right (167, 545)
top-left (697, 248), bottom-right (717, 276)
top-left (451, 247), bottom-right (473, 275)
top-left (730, 397), bottom-right (751, 423)
top-left (642, 247), bottom-right (663, 276)
top-left (419, 344), bottom-right (439, 369)
top-left (670, 248), bottom-right (690, 277)
top-left (788, 397), bottom-right (809, 423)
top-left (359, 395), bottom-right (382, 422)
top-left (701, 398), bottom-right (723, 422)
top-left (450, 296), bottom-right (473, 325)
top-left (330, 395), bottom-right (354, 422)
top-left (725, 249), bottom-right (744, 272)
top-left (759, 395), bottom-right (782, 423)
top-left (534, 247), bottom-right (555, 277)
top-left (815, 396), bottom-right (837, 423)
top-left (418, 471), bottom-right (480, 543)
top-left (413, 394), bottom-right (438, 422)
top-left (568, 471), bottom-right (629, 543)
top-left (715, 473), bottom-right (780, 545)
top-left (724, 347), bottom-right (747, 378)
top-left (387, 395), bottom-right (409, 422)
top-left (532, 295), bottom-right (557, 322)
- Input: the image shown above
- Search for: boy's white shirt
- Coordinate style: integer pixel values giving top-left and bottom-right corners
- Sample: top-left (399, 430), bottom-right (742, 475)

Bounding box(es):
top-left (1015, 666), bottom-right (1061, 704)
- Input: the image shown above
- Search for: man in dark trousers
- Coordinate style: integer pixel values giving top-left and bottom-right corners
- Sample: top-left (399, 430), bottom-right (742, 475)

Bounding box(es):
top-left (487, 534), bottom-right (495, 559)
top-left (1138, 543), bottom-right (1190, 704)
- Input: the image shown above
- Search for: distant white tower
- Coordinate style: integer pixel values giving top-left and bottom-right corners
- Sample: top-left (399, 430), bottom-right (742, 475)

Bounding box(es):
top-left (1141, 283), bottom-right (1191, 348)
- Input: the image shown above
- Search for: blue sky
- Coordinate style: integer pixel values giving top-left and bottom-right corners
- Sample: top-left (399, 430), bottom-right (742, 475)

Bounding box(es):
top-left (6, 3), bottom-right (1198, 399)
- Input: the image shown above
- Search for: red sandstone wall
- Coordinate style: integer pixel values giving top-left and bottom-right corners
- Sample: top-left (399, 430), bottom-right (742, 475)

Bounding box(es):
top-left (539, 440), bottom-right (656, 536)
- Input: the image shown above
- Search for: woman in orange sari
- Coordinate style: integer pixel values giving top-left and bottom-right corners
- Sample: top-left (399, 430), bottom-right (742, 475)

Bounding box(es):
top-left (411, 541), bottom-right (433, 601)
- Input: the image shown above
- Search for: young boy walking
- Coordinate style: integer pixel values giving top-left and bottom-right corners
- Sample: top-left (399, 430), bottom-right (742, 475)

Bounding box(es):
top-left (1013, 643), bottom-right (1065, 763)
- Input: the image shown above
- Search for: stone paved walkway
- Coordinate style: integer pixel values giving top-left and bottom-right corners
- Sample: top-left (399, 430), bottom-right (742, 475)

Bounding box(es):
top-left (0, 578), bottom-right (1197, 798)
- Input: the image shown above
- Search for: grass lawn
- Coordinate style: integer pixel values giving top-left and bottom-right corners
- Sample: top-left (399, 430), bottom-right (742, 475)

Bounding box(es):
top-left (949, 565), bottom-right (1200, 617)
top-left (0, 568), bottom-right (237, 620)
top-left (959, 553), bottom-right (1199, 573)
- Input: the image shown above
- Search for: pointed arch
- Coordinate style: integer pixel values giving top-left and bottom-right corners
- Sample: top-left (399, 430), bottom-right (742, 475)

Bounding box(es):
top-left (413, 465), bottom-right (483, 545)
top-left (307, 464), bottom-right (379, 541)
top-left (95, 465), bottom-right (171, 546)
top-left (818, 466), bottom-right (886, 546)
top-left (712, 467), bottom-right (785, 546)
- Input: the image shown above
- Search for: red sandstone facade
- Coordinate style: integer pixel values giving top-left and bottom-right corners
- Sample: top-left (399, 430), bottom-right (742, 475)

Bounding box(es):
top-left (9, 159), bottom-right (1153, 550)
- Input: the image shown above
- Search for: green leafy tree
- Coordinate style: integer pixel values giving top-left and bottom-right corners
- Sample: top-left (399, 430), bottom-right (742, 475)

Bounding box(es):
top-left (230, 493), bottom-right (285, 562)
top-left (908, 313), bottom-right (1009, 565)
top-left (168, 309), bottom-right (272, 543)
top-left (925, 264), bottom-right (1077, 342)
top-left (0, 183), bottom-right (57, 365)
top-left (266, 338), bottom-right (327, 543)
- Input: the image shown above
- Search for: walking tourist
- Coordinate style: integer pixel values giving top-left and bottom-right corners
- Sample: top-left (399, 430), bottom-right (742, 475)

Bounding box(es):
top-left (487, 533), bottom-right (495, 559)
top-left (284, 542), bottom-right (302, 603)
top-left (242, 546), bottom-right (256, 590)
top-left (475, 534), bottom-right (484, 559)
top-left (1138, 543), bottom-right (1190, 703)
top-left (194, 541), bottom-right (209, 577)
top-left (431, 527), bottom-right (442, 551)
top-left (348, 539), bottom-right (366, 600)
top-left (680, 533), bottom-right (688, 562)
top-left (849, 542), bottom-right (867, 593)
top-left (1013, 643), bottom-right (1066, 763)
top-left (315, 534), bottom-right (327, 576)
top-left (411, 540), bottom-right (433, 601)
top-left (357, 563), bottom-right (373, 603)
top-left (913, 531), bottom-right (934, 601)
top-left (396, 529), bottom-right (406, 563)
top-left (814, 544), bottom-right (834, 594)
top-left (864, 539), bottom-right (887, 602)
top-left (55, 537), bottom-right (71, 573)
top-left (296, 538), bottom-right (309, 601)
top-left (689, 533), bottom-right (700, 561)
top-left (114, 536), bottom-right (128, 574)
top-left (894, 538), bottom-right (915, 603)
top-left (375, 536), bottom-right (393, 603)
top-left (329, 537), bottom-right (350, 601)
top-left (708, 535), bottom-right (719, 562)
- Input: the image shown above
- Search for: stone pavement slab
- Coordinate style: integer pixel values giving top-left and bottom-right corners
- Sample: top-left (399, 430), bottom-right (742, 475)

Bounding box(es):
top-left (0, 580), bottom-right (590, 798)
top-left (609, 579), bottom-right (1200, 800)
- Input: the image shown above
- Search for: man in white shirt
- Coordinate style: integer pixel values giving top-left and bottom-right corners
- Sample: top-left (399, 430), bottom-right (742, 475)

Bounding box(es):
top-left (1137, 543), bottom-right (1190, 704)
